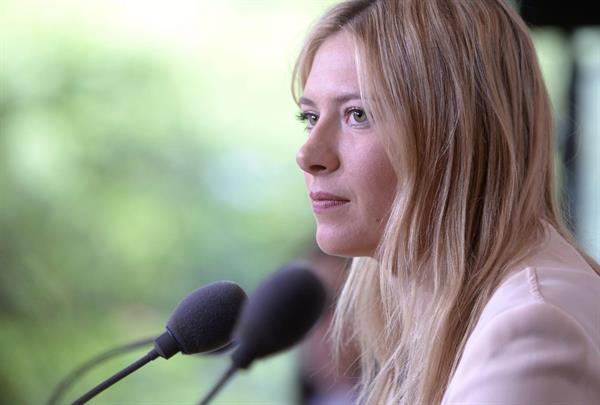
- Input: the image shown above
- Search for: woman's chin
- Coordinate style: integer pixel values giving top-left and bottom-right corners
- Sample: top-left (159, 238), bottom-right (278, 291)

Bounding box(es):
top-left (316, 229), bottom-right (375, 258)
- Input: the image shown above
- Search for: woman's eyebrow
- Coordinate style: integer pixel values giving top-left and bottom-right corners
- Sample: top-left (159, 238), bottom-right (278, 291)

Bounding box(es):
top-left (299, 93), bottom-right (362, 107)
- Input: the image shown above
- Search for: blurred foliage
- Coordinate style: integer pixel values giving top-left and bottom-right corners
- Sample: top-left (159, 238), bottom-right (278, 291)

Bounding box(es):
top-left (0, 0), bottom-right (338, 403)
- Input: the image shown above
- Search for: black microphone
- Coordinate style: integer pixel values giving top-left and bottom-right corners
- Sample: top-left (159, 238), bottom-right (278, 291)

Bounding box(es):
top-left (154, 281), bottom-right (247, 359)
top-left (199, 263), bottom-right (328, 405)
top-left (71, 281), bottom-right (247, 405)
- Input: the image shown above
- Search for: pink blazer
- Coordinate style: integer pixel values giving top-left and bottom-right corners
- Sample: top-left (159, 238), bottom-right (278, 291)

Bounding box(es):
top-left (442, 226), bottom-right (600, 404)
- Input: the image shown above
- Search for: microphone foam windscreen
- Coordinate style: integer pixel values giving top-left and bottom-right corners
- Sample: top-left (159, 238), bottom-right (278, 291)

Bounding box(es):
top-left (233, 263), bottom-right (327, 367)
top-left (166, 281), bottom-right (247, 354)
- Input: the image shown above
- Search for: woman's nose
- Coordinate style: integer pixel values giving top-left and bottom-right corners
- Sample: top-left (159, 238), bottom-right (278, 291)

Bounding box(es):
top-left (296, 128), bottom-right (340, 175)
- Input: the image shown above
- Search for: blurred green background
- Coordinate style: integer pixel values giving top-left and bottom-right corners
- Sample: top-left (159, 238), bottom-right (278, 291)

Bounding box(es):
top-left (0, 0), bottom-right (598, 403)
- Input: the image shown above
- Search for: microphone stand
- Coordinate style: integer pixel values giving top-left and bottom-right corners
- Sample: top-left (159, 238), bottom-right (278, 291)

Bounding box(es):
top-left (198, 364), bottom-right (238, 405)
top-left (48, 337), bottom-right (155, 405)
top-left (71, 349), bottom-right (159, 405)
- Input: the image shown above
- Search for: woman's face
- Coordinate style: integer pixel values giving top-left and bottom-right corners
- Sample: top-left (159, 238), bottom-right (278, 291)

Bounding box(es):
top-left (296, 32), bottom-right (397, 257)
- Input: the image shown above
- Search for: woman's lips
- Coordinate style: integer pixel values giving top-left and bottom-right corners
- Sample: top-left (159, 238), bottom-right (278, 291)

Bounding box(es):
top-left (309, 191), bottom-right (350, 213)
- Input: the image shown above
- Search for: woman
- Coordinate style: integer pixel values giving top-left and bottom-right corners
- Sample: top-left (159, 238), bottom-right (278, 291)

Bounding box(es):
top-left (293, 0), bottom-right (600, 403)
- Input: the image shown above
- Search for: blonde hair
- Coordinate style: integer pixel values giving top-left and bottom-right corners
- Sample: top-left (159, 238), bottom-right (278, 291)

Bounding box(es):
top-left (292, 0), bottom-right (600, 403)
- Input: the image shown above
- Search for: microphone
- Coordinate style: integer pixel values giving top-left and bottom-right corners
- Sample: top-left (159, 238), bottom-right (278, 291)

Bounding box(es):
top-left (154, 281), bottom-right (247, 359)
top-left (199, 263), bottom-right (328, 404)
top-left (231, 263), bottom-right (328, 369)
top-left (71, 281), bottom-right (247, 405)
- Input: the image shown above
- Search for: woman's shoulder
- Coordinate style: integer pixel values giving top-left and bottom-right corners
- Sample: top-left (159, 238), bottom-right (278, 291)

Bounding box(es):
top-left (442, 226), bottom-right (600, 403)
top-left (443, 297), bottom-right (600, 403)
top-left (476, 225), bottom-right (600, 345)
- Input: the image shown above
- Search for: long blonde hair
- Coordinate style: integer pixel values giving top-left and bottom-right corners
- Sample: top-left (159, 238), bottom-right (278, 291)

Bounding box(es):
top-left (292, 0), bottom-right (600, 403)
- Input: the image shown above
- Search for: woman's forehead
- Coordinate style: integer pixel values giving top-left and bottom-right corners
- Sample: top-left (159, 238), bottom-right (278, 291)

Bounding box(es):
top-left (302, 33), bottom-right (362, 105)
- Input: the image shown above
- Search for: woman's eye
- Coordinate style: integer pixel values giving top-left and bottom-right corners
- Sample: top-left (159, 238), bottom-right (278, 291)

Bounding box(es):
top-left (347, 108), bottom-right (369, 126)
top-left (352, 110), bottom-right (367, 122)
top-left (296, 111), bottom-right (318, 128)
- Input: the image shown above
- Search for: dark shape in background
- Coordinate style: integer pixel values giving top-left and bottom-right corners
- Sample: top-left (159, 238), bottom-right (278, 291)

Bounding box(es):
top-left (520, 0), bottom-right (600, 234)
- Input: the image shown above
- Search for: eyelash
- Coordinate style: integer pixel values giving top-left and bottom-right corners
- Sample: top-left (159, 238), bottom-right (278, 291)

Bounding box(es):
top-left (296, 107), bottom-right (369, 130)
top-left (295, 111), bottom-right (314, 123)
